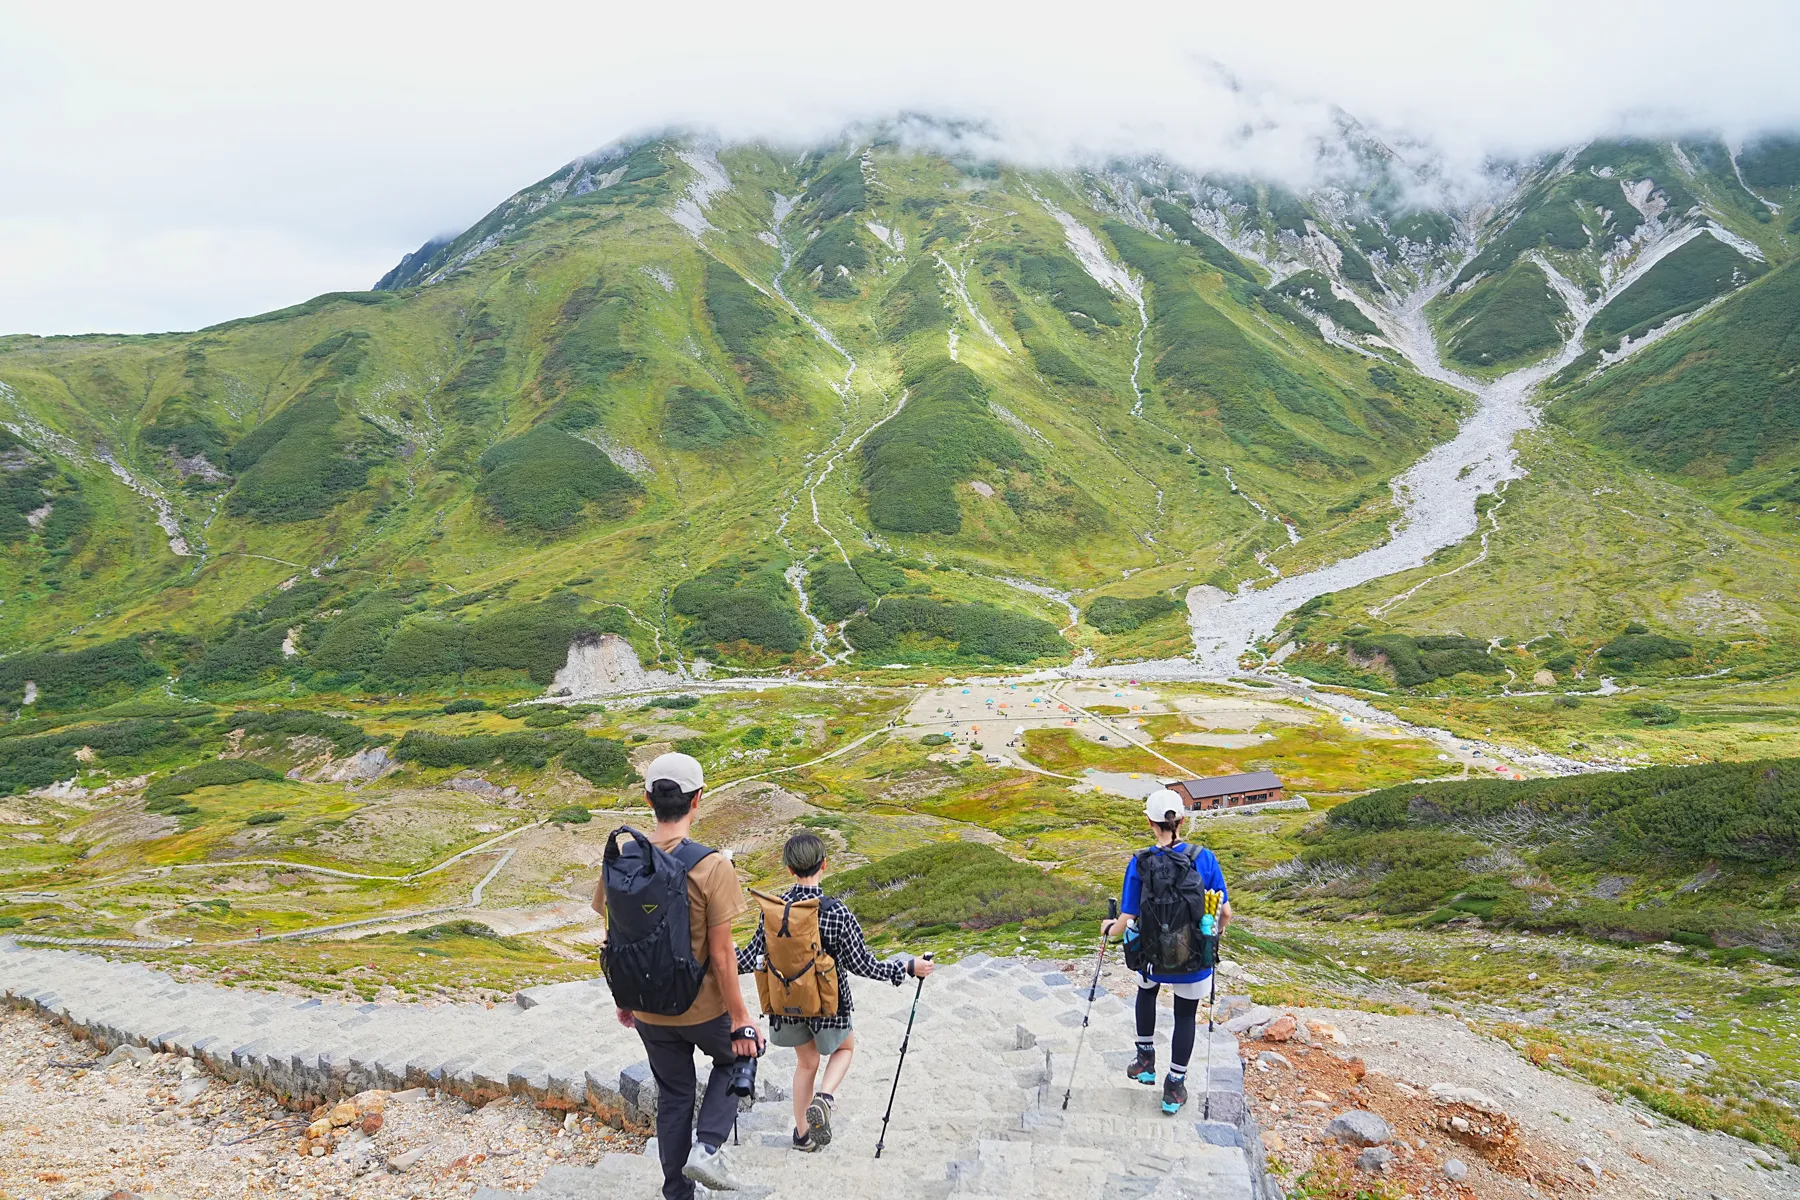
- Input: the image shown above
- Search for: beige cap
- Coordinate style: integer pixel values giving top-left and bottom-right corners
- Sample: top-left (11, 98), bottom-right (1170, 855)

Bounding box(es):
top-left (1144, 788), bottom-right (1184, 822)
top-left (644, 751), bottom-right (705, 793)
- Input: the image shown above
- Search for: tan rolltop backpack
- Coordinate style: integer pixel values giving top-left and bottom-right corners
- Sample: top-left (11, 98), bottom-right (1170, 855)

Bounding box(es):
top-left (750, 889), bottom-right (841, 1019)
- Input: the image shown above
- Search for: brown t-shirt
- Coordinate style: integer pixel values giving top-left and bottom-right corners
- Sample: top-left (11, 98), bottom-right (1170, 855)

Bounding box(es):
top-left (596, 831), bottom-right (745, 1026)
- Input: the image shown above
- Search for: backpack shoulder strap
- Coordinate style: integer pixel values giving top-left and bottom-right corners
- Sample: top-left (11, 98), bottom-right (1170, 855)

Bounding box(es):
top-left (670, 839), bottom-right (717, 871)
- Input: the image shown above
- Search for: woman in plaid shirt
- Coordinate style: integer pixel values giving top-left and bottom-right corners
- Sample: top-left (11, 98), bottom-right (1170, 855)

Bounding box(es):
top-left (737, 832), bottom-right (935, 1152)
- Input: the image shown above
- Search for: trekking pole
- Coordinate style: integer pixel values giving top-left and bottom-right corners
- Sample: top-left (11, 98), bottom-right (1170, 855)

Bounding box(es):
top-left (875, 951), bottom-right (932, 1159)
top-left (1061, 898), bottom-right (1118, 1111)
top-left (1201, 890), bottom-right (1221, 1121)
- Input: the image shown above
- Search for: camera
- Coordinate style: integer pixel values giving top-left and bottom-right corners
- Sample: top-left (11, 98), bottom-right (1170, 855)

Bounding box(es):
top-left (726, 1053), bottom-right (758, 1098)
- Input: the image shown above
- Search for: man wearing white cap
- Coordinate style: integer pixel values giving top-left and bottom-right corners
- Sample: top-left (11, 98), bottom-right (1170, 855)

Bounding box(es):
top-left (1100, 787), bottom-right (1231, 1116)
top-left (598, 752), bottom-right (759, 1197)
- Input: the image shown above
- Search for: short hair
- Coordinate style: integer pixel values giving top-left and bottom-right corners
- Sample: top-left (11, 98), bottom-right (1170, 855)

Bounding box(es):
top-left (783, 831), bottom-right (826, 877)
top-left (648, 778), bottom-right (699, 822)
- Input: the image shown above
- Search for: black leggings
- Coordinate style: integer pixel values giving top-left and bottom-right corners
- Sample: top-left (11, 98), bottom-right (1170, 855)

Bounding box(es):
top-left (1136, 983), bottom-right (1198, 1069)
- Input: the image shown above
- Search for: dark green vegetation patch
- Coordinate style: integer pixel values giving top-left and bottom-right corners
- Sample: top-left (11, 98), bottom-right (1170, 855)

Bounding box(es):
top-left (1443, 261), bottom-right (1567, 368)
top-left (806, 555), bottom-right (906, 623)
top-left (0, 638), bottom-right (163, 712)
top-left (1553, 260), bottom-right (1800, 473)
top-left (861, 359), bottom-right (1026, 535)
top-left (845, 596), bottom-right (1064, 664)
top-left (1084, 593), bottom-right (1182, 635)
top-left (832, 842), bottom-right (1097, 933)
top-left (145, 759), bottom-right (284, 804)
top-left (476, 425), bottom-right (639, 533)
top-left (0, 719), bottom-right (188, 797)
top-left (1346, 633), bottom-right (1504, 687)
top-left (1331, 757), bottom-right (1800, 867)
top-left (1588, 234), bottom-right (1765, 348)
top-left (672, 558), bottom-right (807, 654)
top-left (664, 386), bottom-right (752, 450)
top-left (1272, 271), bottom-right (1380, 336)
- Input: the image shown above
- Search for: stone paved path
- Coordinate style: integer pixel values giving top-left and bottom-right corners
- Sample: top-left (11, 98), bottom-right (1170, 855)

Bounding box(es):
top-left (0, 940), bottom-right (1265, 1199)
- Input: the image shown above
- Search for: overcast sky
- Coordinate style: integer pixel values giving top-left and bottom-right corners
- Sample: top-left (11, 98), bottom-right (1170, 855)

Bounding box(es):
top-left (4, 0), bottom-right (1797, 336)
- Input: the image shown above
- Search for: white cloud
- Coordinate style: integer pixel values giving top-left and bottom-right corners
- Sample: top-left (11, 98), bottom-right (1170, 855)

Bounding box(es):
top-left (2, 0), bottom-right (1797, 334)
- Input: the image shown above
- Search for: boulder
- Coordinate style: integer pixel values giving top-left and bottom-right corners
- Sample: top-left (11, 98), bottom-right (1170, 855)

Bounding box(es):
top-left (1356, 1146), bottom-right (1395, 1173)
top-left (1225, 1005), bottom-right (1276, 1034)
top-left (1257, 1051), bottom-right (1293, 1070)
top-left (1443, 1158), bottom-right (1468, 1182)
top-left (1325, 1110), bottom-right (1392, 1147)
top-left (1264, 1014), bottom-right (1297, 1042)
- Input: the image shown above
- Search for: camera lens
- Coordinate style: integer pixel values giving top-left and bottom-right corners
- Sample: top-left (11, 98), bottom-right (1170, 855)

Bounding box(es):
top-left (727, 1054), bottom-right (758, 1098)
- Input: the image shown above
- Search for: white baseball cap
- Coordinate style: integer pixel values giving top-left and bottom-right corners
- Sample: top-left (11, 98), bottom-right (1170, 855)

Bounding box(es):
top-left (644, 752), bottom-right (705, 793)
top-left (1144, 788), bottom-right (1185, 822)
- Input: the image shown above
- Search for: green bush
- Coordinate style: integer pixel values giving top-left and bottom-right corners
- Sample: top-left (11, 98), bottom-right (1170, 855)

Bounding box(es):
top-left (1149, 200), bottom-right (1255, 280)
top-left (0, 638), bottom-right (164, 711)
top-left (1738, 135), bottom-right (1800, 188)
top-left (549, 805), bottom-right (593, 825)
top-left (671, 560), bottom-right (806, 653)
top-left (1345, 633), bottom-right (1503, 687)
top-left (562, 736), bottom-right (633, 786)
top-left (145, 760), bottom-right (284, 804)
top-left (845, 596), bottom-right (1064, 664)
top-left (227, 385), bottom-right (384, 523)
top-left (245, 811), bottom-right (286, 826)
top-left (540, 284), bottom-right (635, 394)
top-left (0, 915), bottom-right (21, 928)
top-left (139, 403), bottom-right (227, 467)
top-left (1626, 701), bottom-right (1681, 725)
top-left (444, 698), bottom-right (488, 713)
top-left (405, 919), bottom-right (522, 948)
top-left (862, 358), bottom-right (1027, 534)
top-left (921, 733), bottom-right (951, 746)
top-left (832, 842), bottom-right (1099, 932)
top-left (648, 694), bottom-right (699, 709)
top-left (186, 625), bottom-right (291, 685)
top-left (476, 425), bottom-right (639, 532)
top-left (808, 561), bottom-right (876, 622)
top-left (394, 729), bottom-right (581, 770)
top-left (0, 719), bottom-right (188, 797)
top-left (664, 386), bottom-right (752, 449)
top-left (1329, 758), bottom-right (1800, 866)
top-left (1084, 594), bottom-right (1181, 635)
top-left (523, 707), bottom-right (578, 727)
top-left (1598, 632), bottom-right (1693, 667)
top-left (231, 709), bottom-right (371, 751)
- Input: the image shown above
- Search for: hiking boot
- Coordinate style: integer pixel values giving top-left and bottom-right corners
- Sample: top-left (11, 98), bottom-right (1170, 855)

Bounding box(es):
top-left (1126, 1049), bottom-right (1157, 1085)
top-left (683, 1142), bottom-right (744, 1190)
top-left (805, 1093), bottom-right (834, 1147)
top-left (1160, 1075), bottom-right (1188, 1115)
top-left (792, 1128), bottom-right (820, 1153)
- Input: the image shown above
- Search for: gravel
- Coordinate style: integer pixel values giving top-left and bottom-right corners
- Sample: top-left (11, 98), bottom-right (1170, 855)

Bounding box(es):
top-left (0, 1006), bottom-right (644, 1198)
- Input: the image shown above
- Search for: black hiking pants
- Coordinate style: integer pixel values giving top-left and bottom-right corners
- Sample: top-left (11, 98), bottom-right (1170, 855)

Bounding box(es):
top-left (637, 1013), bottom-right (739, 1200)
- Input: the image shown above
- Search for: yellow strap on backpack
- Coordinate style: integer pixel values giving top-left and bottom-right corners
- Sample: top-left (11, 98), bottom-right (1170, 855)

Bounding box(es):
top-left (749, 889), bottom-right (840, 1019)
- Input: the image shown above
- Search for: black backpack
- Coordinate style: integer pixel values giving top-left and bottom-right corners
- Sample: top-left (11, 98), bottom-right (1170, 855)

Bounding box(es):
top-left (1124, 845), bottom-right (1216, 976)
top-left (599, 827), bottom-right (717, 1016)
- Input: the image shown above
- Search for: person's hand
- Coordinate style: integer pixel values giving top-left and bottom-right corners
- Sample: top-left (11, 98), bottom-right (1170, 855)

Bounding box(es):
top-left (909, 956), bottom-right (936, 978)
top-left (615, 1008), bottom-right (635, 1029)
top-left (731, 1025), bottom-right (764, 1060)
top-left (1102, 915), bottom-right (1130, 938)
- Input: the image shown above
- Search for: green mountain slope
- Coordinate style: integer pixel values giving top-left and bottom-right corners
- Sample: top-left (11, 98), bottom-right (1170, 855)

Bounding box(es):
top-left (1, 126), bottom-right (1797, 699)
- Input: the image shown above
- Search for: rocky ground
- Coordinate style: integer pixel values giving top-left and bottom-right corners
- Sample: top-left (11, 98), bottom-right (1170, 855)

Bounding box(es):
top-left (0, 1007), bottom-right (643, 1199)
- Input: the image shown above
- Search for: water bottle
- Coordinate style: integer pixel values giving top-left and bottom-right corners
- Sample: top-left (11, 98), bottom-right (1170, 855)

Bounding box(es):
top-left (1200, 914), bottom-right (1215, 937)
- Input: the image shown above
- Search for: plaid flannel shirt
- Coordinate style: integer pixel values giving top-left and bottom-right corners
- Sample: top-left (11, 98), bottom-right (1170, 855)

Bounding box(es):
top-left (736, 883), bottom-right (909, 1031)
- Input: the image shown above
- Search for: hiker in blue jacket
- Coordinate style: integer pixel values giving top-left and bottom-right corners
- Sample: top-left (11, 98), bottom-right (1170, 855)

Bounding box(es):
top-left (1102, 788), bottom-right (1231, 1114)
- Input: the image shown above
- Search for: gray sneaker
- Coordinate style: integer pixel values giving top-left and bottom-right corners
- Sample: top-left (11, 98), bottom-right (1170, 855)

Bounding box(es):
top-left (805, 1094), bottom-right (834, 1146)
top-left (683, 1142), bottom-right (744, 1191)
